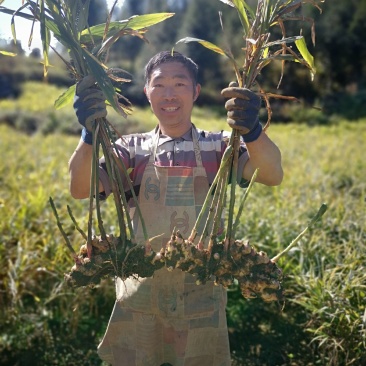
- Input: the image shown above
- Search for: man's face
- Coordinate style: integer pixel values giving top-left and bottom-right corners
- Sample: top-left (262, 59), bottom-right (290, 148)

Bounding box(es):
top-left (144, 61), bottom-right (201, 136)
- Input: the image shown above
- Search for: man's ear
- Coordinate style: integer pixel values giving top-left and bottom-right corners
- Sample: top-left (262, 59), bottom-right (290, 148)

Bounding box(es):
top-left (144, 86), bottom-right (151, 103)
top-left (194, 83), bottom-right (201, 101)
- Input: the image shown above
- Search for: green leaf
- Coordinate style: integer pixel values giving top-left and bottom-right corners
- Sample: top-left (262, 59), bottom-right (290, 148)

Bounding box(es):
top-left (231, 0), bottom-right (251, 35)
top-left (176, 37), bottom-right (240, 80)
top-left (80, 13), bottom-right (175, 43)
top-left (70, 0), bottom-right (91, 34)
top-left (0, 7), bottom-right (34, 20)
top-left (295, 36), bottom-right (316, 80)
top-left (40, 0), bottom-right (51, 76)
top-left (220, 0), bottom-right (255, 20)
top-left (308, 203), bottom-right (327, 227)
top-left (54, 84), bottom-right (76, 110)
top-left (4, 2), bottom-right (31, 44)
top-left (123, 12), bottom-right (175, 30)
top-left (176, 37), bottom-right (227, 56)
top-left (24, 1), bottom-right (70, 47)
top-left (81, 48), bottom-right (127, 117)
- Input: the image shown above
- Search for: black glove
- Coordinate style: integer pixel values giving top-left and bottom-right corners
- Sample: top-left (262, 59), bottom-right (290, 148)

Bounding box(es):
top-left (221, 82), bottom-right (262, 143)
top-left (73, 75), bottom-right (107, 144)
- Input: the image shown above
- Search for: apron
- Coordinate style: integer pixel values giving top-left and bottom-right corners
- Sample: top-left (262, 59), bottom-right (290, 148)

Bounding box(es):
top-left (98, 127), bottom-right (231, 366)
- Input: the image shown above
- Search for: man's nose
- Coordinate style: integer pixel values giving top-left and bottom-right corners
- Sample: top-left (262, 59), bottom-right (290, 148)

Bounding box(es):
top-left (163, 86), bottom-right (176, 98)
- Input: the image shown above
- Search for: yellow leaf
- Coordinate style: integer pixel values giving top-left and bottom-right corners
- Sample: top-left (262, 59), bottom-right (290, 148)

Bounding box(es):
top-left (176, 37), bottom-right (226, 56)
top-left (0, 50), bottom-right (17, 56)
top-left (295, 37), bottom-right (316, 80)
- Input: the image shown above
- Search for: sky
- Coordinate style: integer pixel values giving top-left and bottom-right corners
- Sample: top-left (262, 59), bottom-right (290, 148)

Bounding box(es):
top-left (0, 0), bottom-right (123, 54)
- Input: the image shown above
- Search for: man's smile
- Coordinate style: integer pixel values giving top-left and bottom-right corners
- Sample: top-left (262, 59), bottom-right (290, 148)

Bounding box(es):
top-left (162, 106), bottom-right (179, 112)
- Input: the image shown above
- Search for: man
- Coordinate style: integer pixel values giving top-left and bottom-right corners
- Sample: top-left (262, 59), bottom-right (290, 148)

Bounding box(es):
top-left (69, 51), bottom-right (283, 366)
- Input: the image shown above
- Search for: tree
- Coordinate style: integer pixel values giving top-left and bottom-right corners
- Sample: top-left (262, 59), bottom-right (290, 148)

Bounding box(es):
top-left (176, 0), bottom-right (228, 103)
top-left (311, 1), bottom-right (366, 91)
top-left (307, 0), bottom-right (366, 118)
top-left (110, 0), bottom-right (151, 70)
top-left (88, 0), bottom-right (109, 27)
top-left (140, 0), bottom-right (185, 56)
top-left (120, 0), bottom-right (149, 16)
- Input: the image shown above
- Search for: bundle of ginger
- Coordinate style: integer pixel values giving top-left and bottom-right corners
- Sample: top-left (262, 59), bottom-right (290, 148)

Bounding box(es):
top-left (65, 231), bottom-right (284, 303)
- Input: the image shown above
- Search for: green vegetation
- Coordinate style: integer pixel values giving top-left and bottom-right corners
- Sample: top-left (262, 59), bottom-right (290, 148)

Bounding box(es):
top-left (0, 81), bottom-right (158, 135)
top-left (0, 82), bottom-right (365, 365)
top-left (228, 121), bottom-right (366, 365)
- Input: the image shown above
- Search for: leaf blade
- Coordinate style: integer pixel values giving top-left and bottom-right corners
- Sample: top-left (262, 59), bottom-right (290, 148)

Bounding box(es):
top-left (231, 0), bottom-right (251, 35)
top-left (0, 50), bottom-right (17, 56)
top-left (54, 84), bottom-right (76, 110)
top-left (176, 37), bottom-right (227, 56)
top-left (81, 48), bottom-right (127, 117)
top-left (295, 36), bottom-right (316, 79)
top-left (80, 13), bottom-right (175, 43)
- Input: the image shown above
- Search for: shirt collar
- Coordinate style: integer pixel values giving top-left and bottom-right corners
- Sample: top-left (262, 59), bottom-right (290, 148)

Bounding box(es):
top-left (152, 124), bottom-right (194, 145)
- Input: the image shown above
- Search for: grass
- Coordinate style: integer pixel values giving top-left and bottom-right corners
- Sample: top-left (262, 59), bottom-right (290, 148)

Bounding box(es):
top-left (0, 82), bottom-right (365, 364)
top-left (0, 81), bottom-right (226, 135)
top-left (228, 122), bottom-right (366, 365)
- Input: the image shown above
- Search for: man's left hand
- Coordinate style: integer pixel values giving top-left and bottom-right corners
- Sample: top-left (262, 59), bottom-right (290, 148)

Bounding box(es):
top-left (221, 82), bottom-right (262, 142)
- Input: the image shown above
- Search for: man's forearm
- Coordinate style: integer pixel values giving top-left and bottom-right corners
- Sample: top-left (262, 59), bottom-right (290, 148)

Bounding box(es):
top-left (242, 132), bottom-right (283, 186)
top-left (68, 139), bottom-right (95, 199)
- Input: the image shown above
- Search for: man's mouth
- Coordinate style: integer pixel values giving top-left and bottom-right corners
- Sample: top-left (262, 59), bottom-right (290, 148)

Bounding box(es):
top-left (162, 106), bottom-right (179, 112)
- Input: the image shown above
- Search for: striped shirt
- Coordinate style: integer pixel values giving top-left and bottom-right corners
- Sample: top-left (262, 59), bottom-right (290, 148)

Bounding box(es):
top-left (99, 125), bottom-right (249, 203)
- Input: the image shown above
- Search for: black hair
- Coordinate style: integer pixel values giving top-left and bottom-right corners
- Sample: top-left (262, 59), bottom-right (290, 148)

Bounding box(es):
top-left (144, 50), bottom-right (199, 87)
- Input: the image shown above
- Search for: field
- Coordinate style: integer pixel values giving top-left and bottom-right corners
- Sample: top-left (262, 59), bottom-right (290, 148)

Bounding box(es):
top-left (0, 83), bottom-right (365, 365)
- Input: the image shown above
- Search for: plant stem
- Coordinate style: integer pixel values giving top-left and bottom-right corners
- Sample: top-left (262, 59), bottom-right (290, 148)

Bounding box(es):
top-left (109, 130), bottom-right (149, 242)
top-left (67, 205), bottom-right (87, 241)
top-left (49, 197), bottom-right (79, 261)
top-left (198, 172), bottom-right (224, 245)
top-left (212, 163), bottom-right (230, 239)
top-left (271, 203), bottom-right (328, 262)
top-left (226, 130), bottom-right (240, 243)
top-left (99, 126), bottom-right (126, 241)
top-left (232, 168), bottom-right (258, 238)
top-left (86, 124), bottom-right (98, 258)
top-left (189, 145), bottom-right (233, 241)
top-left (94, 130), bottom-right (107, 241)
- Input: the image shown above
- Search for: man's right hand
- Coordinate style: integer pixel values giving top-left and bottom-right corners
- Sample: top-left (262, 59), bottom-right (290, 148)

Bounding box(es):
top-left (73, 75), bottom-right (107, 131)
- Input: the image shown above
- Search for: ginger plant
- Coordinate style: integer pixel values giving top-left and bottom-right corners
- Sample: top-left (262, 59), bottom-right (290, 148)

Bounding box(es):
top-left (1, 0), bottom-right (327, 303)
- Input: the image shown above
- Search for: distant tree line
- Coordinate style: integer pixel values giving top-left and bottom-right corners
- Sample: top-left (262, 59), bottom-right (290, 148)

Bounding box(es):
top-left (100, 0), bottom-right (366, 120)
top-left (1, 0), bottom-right (366, 121)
